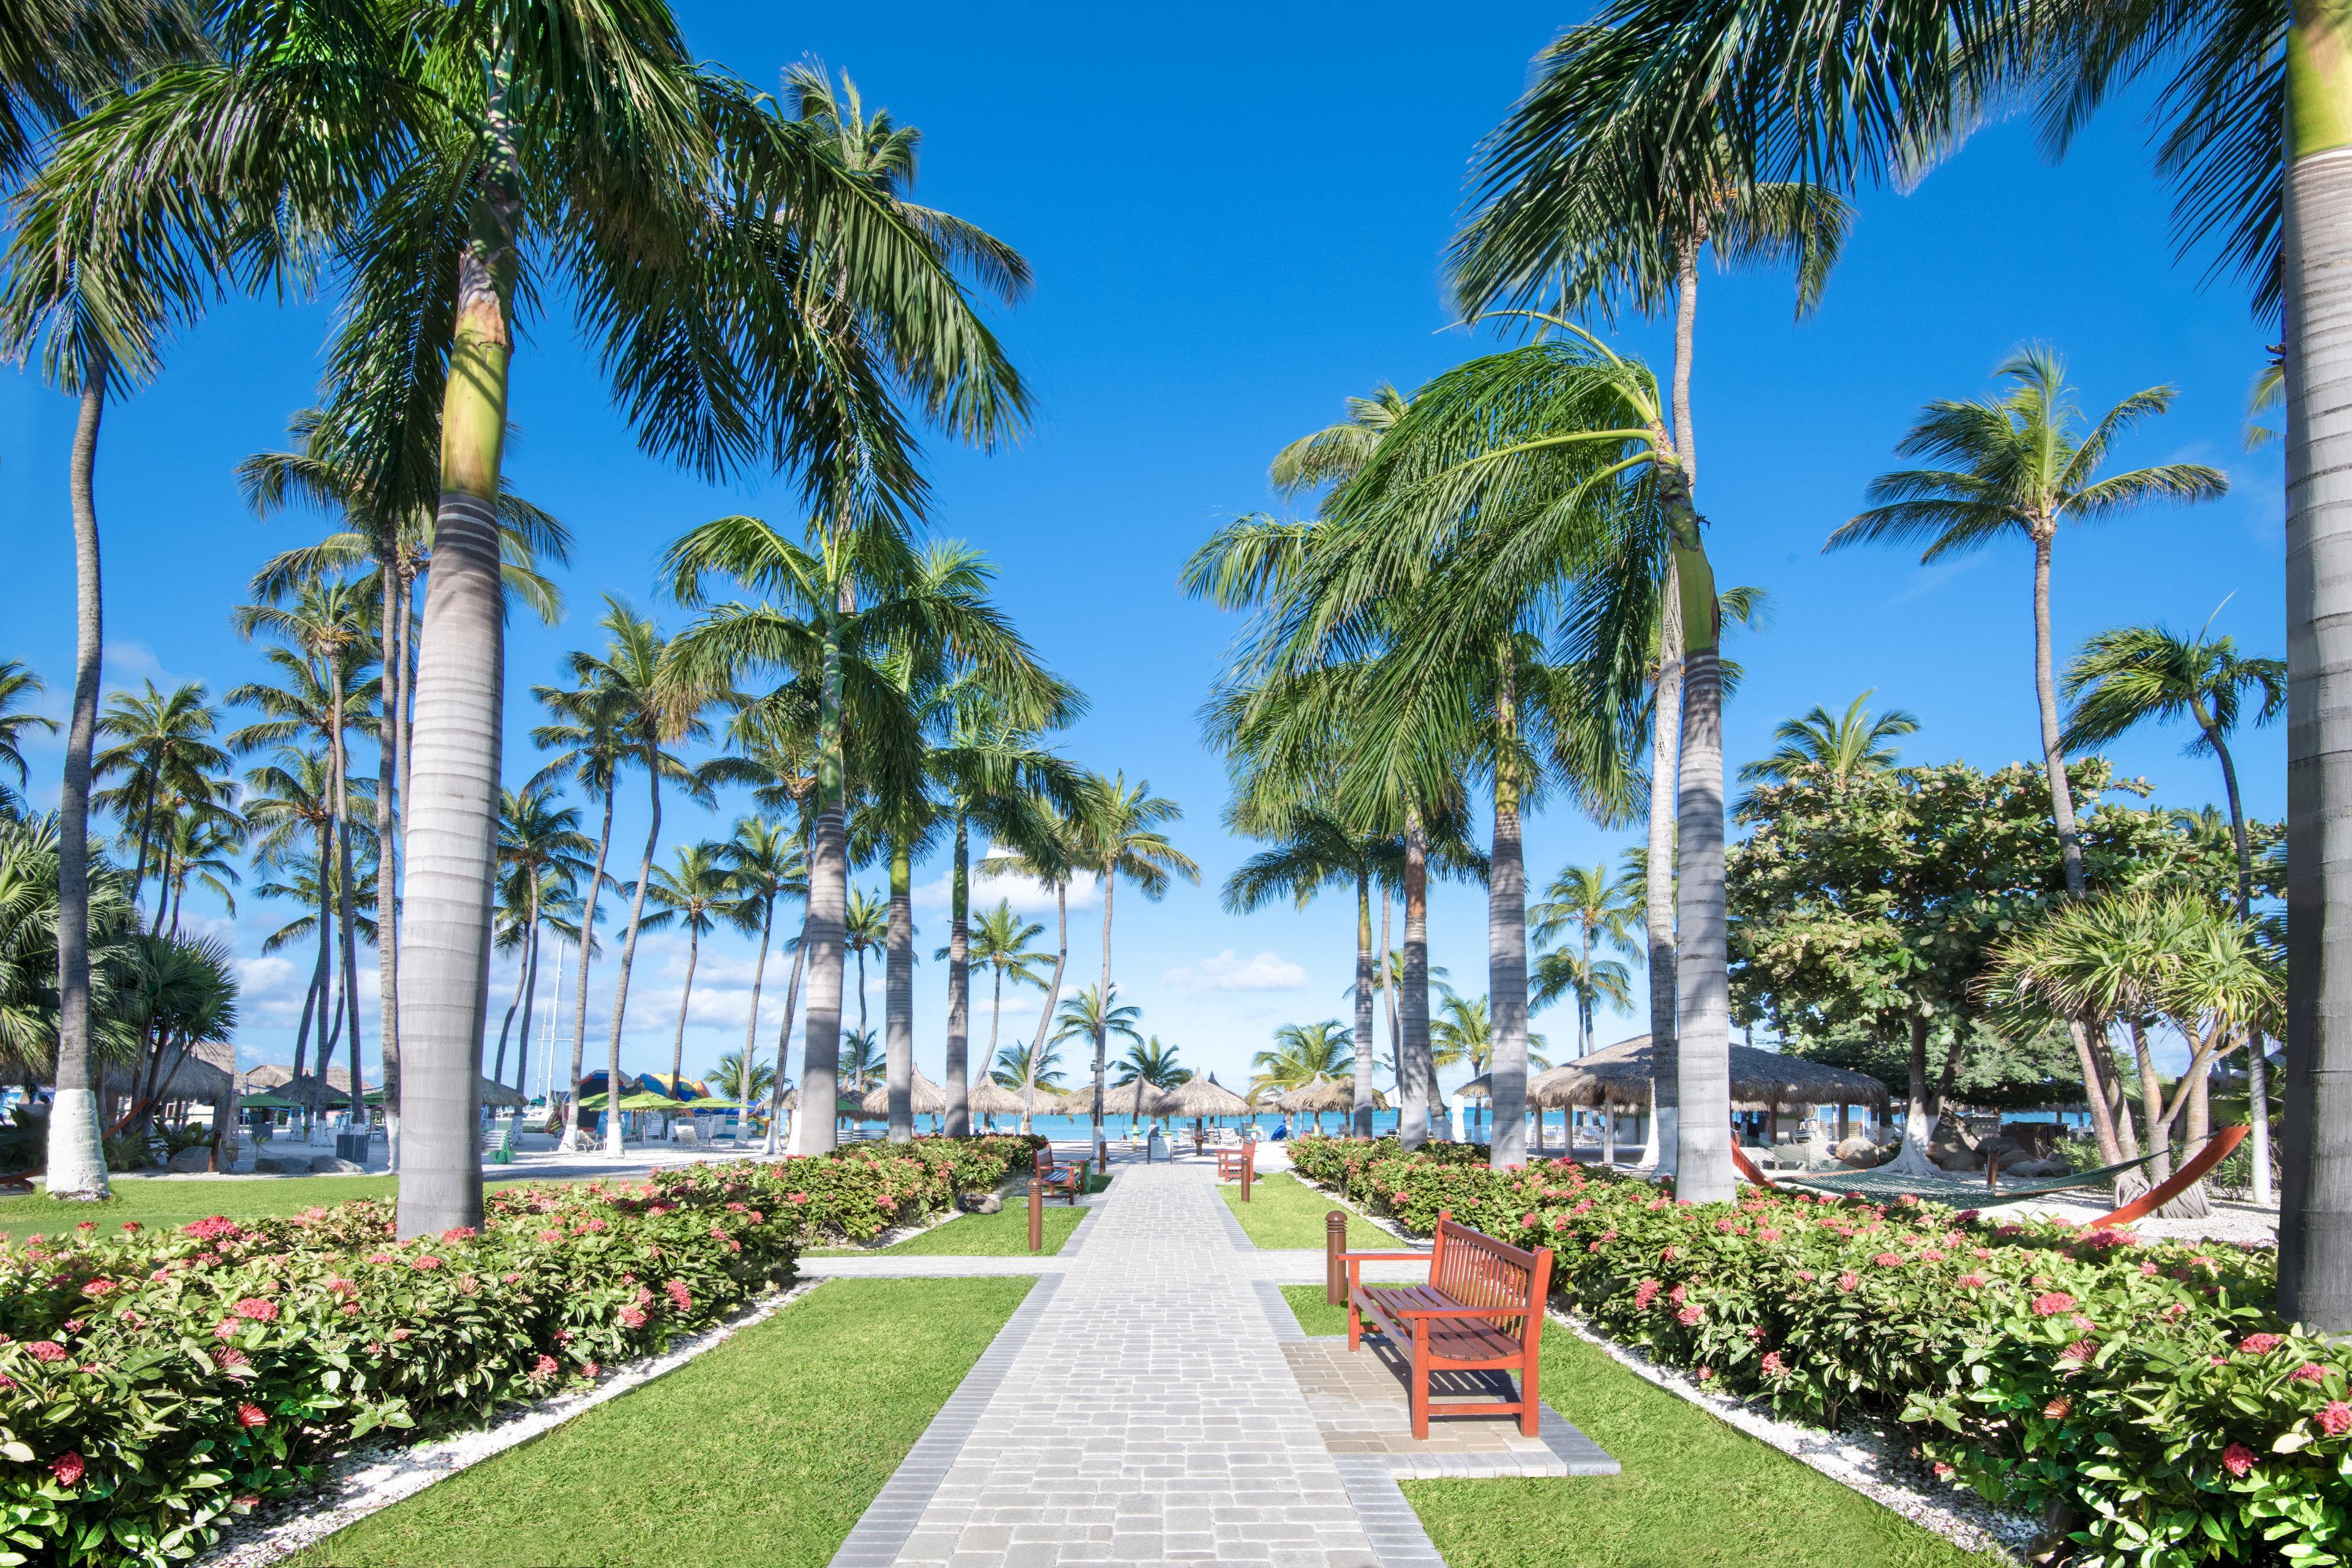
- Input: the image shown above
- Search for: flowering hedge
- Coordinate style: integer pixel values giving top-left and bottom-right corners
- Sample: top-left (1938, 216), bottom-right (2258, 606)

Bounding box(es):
top-left (0, 1134), bottom-right (1042, 1567)
top-left (1288, 1136), bottom-right (2350, 1568)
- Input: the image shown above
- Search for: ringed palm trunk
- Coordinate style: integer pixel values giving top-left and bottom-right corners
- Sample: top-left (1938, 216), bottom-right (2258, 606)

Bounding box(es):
top-left (1091, 876), bottom-right (1114, 1159)
top-left (2030, 530), bottom-right (2089, 897)
top-left (2201, 712), bottom-right (2274, 1204)
top-left (333, 703), bottom-right (368, 1157)
top-left (566, 783), bottom-right (617, 1148)
top-left (1352, 868), bottom-right (1374, 1139)
top-left (512, 909), bottom-right (540, 1096)
top-left (1670, 510), bottom-right (1733, 1204)
top-left (604, 764), bottom-right (662, 1156)
top-left (375, 556), bottom-right (403, 1171)
top-left (1022, 883), bottom-right (1068, 1137)
top-left (793, 595), bottom-right (851, 1156)
top-left (396, 132), bottom-right (519, 1236)
top-left (47, 356), bottom-right (108, 1199)
top-left (1645, 559), bottom-right (1683, 1174)
top-left (886, 834), bottom-right (914, 1144)
top-left (494, 933), bottom-right (529, 1082)
top-left (944, 816), bottom-right (971, 1139)
top-left (1400, 813), bottom-right (1431, 1150)
top-left (669, 921), bottom-right (700, 1093)
top-left (764, 908), bottom-right (809, 1155)
top-left (739, 894), bottom-right (773, 1145)
top-left (1489, 666), bottom-right (1529, 1169)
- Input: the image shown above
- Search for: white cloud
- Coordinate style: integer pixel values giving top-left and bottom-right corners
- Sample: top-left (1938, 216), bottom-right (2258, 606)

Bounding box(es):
top-left (1160, 949), bottom-right (1308, 995)
top-left (912, 846), bottom-right (1098, 918)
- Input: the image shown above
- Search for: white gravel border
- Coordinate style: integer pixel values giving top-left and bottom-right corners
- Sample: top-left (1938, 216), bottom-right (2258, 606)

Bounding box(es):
top-left (192, 1279), bottom-right (821, 1568)
top-left (1287, 1167), bottom-right (2038, 1562)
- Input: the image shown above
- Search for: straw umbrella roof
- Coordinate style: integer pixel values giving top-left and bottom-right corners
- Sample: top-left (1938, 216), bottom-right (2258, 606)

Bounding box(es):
top-left (857, 1066), bottom-right (950, 1117)
top-left (1098, 1078), bottom-right (1173, 1118)
top-left (1160, 1074), bottom-right (1254, 1118)
top-left (478, 1077), bottom-right (527, 1110)
top-left (242, 1063), bottom-right (369, 1099)
top-left (1275, 1076), bottom-right (1389, 1115)
top-left (97, 1052), bottom-right (233, 1104)
top-left (965, 1080), bottom-right (1033, 1117)
top-left (1457, 1073), bottom-right (1492, 1100)
top-left (982, 1082), bottom-right (1068, 1115)
top-left (1528, 1035), bottom-right (1891, 1112)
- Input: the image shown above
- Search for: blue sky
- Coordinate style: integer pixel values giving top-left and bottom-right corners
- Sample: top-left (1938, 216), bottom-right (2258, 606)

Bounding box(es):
top-left (0, 2), bottom-right (2282, 1095)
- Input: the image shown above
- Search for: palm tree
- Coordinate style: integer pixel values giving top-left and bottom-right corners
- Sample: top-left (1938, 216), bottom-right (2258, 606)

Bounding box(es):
top-left (1067, 775), bottom-right (1199, 1158)
top-left (493, 784), bottom-right (594, 1095)
top-left (1530, 862), bottom-right (1642, 1057)
top-left (1054, 983), bottom-right (1144, 1116)
top-left (716, 814), bottom-right (805, 1143)
top-left (665, 516), bottom-right (1050, 1156)
top-left (706, 712), bottom-right (819, 1152)
top-left (91, 681), bottom-right (232, 919)
top-left (840, 1027), bottom-right (885, 1093)
top-left (980, 794), bottom-right (1086, 1134)
top-left (1832, 352), bottom-right (2226, 897)
top-left (28, 0), bottom-right (1031, 1233)
top-left (0, 660), bottom-right (55, 817)
top-left (959, 900), bottom-right (1050, 1102)
top-left (1219, 802), bottom-right (1403, 1139)
top-left (842, 888), bottom-right (889, 1054)
top-left (530, 681), bottom-right (628, 1151)
top-left (563, 600), bottom-right (716, 1157)
top-left (1451, 24), bottom-right (1853, 1186)
top-left (2064, 620), bottom-right (2286, 1201)
top-left (1738, 691), bottom-right (1920, 790)
top-left (636, 842), bottom-right (738, 1096)
top-left (1113, 1035), bottom-right (1188, 1136)
top-left (991, 1037), bottom-right (1066, 1093)
top-left (243, 749), bottom-right (346, 1094)
top-left (709, 1048), bottom-right (776, 1111)
top-left (1252, 1020), bottom-right (1353, 1132)
top-left (153, 807), bottom-right (243, 935)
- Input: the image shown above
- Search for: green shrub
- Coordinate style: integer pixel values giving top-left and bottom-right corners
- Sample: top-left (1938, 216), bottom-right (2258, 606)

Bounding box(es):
top-left (0, 1134), bottom-right (1040, 1567)
top-left (1287, 1136), bottom-right (2348, 1568)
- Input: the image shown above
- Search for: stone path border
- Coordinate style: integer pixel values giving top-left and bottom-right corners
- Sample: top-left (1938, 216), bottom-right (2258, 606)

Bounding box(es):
top-left (831, 1276), bottom-right (1066, 1568)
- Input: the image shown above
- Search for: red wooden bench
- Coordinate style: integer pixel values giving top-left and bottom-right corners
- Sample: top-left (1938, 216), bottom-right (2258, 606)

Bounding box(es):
top-left (1341, 1209), bottom-right (1552, 1439)
top-left (1214, 1141), bottom-right (1253, 1181)
top-left (1035, 1147), bottom-right (1084, 1205)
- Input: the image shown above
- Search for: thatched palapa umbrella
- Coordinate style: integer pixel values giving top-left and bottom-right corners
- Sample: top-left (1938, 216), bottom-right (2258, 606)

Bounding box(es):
top-left (858, 1067), bottom-right (951, 1127)
top-left (1275, 1076), bottom-right (1390, 1135)
top-left (1158, 1073), bottom-right (1254, 1150)
top-left (1529, 1036), bottom-right (1890, 1162)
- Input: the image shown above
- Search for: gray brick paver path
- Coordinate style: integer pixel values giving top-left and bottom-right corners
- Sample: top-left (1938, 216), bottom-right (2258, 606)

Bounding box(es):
top-left (836, 1161), bottom-right (1417, 1567)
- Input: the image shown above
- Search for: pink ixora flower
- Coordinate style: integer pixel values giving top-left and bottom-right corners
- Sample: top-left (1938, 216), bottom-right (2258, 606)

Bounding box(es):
top-left (532, 1354), bottom-right (558, 1378)
top-left (233, 1297), bottom-right (278, 1322)
top-left (2292, 1363), bottom-right (2331, 1384)
top-left (440, 1226), bottom-right (477, 1243)
top-left (2030, 1291), bottom-right (2076, 1317)
top-left (619, 1306), bottom-right (648, 1329)
top-left (236, 1403), bottom-right (268, 1430)
top-left (26, 1341), bottom-right (66, 1363)
top-left (539, 1229), bottom-right (564, 1243)
top-left (50, 1451), bottom-right (83, 1487)
top-left (1633, 1280), bottom-right (1662, 1311)
top-left (2222, 1442), bottom-right (2258, 1479)
top-left (665, 1281), bottom-right (691, 1311)
top-left (2319, 1401), bottom-right (2352, 1438)
top-left (2061, 1338), bottom-right (2099, 1367)
top-left (1932, 1461), bottom-right (1954, 1479)
top-left (1676, 1305), bottom-right (1705, 1327)
top-left (2239, 1333), bottom-right (2284, 1356)
top-left (1837, 1272), bottom-right (1861, 1294)
top-left (216, 1347), bottom-right (249, 1369)
top-left (1761, 1351), bottom-right (1788, 1376)
top-left (2043, 1396), bottom-right (2071, 1419)
top-left (1958, 1273), bottom-right (1988, 1289)
top-left (1695, 1366), bottom-right (1714, 1382)
top-left (410, 1256), bottom-right (443, 1272)
top-left (1872, 1253), bottom-right (1904, 1268)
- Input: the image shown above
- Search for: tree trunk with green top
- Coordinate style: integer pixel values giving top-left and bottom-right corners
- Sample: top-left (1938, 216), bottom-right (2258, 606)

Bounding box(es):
top-left (375, 549), bottom-right (403, 1170)
top-left (603, 763), bottom-right (662, 1155)
top-left (886, 832), bottom-right (915, 1144)
top-left (1352, 868), bottom-right (1375, 1139)
top-left (1400, 813), bottom-right (1432, 1150)
top-left (794, 593), bottom-right (849, 1156)
top-left (565, 784), bottom-right (616, 1149)
top-left (1667, 497), bottom-right (1732, 1204)
top-left (395, 113), bottom-right (519, 1235)
top-left (1488, 662), bottom-right (1529, 1169)
top-left (2280, 0), bottom-right (2352, 1328)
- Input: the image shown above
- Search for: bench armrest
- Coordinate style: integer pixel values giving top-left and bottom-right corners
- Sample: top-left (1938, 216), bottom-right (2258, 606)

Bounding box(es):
top-left (1338, 1250), bottom-right (1428, 1262)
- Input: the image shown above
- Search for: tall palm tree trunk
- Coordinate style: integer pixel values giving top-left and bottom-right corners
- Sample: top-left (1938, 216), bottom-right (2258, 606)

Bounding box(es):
top-left (604, 767), bottom-right (662, 1156)
top-left (1352, 869), bottom-right (1374, 1139)
top-left (511, 914), bottom-right (540, 1096)
top-left (1489, 667), bottom-right (1529, 1169)
top-left (1646, 560), bottom-right (1683, 1174)
top-left (2032, 532), bottom-right (2089, 897)
top-left (375, 558), bottom-right (403, 1174)
top-left (494, 934), bottom-right (529, 1082)
top-left (739, 894), bottom-right (773, 1145)
top-left (1672, 522), bottom-right (1732, 1204)
top-left (49, 360), bottom-right (110, 1200)
top-left (668, 921), bottom-right (699, 1097)
top-left (944, 817), bottom-right (971, 1138)
top-left (565, 785), bottom-right (616, 1148)
top-left (395, 117), bottom-right (520, 1237)
top-left (332, 704), bottom-right (368, 1161)
top-left (886, 835), bottom-right (914, 1144)
top-left (2281, 83), bottom-right (2352, 1320)
top-left (1381, 891), bottom-right (1400, 1109)
top-left (2201, 717), bottom-right (2274, 1203)
top-left (764, 911), bottom-right (809, 1155)
top-left (1091, 878), bottom-right (1114, 1159)
top-left (1400, 813), bottom-right (1431, 1150)
top-left (794, 597), bottom-right (850, 1157)
top-left (1021, 883), bottom-right (1068, 1137)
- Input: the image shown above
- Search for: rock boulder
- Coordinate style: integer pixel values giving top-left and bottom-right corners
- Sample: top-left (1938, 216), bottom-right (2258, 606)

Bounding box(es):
top-left (165, 1145), bottom-right (211, 1174)
top-left (959, 1192), bottom-right (1004, 1215)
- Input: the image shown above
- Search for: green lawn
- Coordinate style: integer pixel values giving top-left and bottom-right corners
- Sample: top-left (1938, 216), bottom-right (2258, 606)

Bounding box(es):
top-left (1221, 1171), bottom-right (1395, 1251)
top-left (291, 1276), bottom-right (1033, 1568)
top-left (1281, 1287), bottom-right (2003, 1568)
top-left (0, 1168), bottom-right (589, 1242)
top-left (808, 1197), bottom-right (1088, 1256)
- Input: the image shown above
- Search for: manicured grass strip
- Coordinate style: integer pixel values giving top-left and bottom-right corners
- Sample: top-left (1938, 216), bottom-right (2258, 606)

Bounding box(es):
top-left (1221, 1172), bottom-right (1392, 1251)
top-left (808, 1200), bottom-right (1087, 1256)
top-left (1280, 1287), bottom-right (2002, 1568)
top-left (0, 1168), bottom-right (590, 1241)
top-left (291, 1276), bottom-right (1033, 1568)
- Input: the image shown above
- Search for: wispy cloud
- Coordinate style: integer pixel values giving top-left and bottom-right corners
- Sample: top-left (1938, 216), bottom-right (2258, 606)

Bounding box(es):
top-left (1160, 949), bottom-right (1307, 995)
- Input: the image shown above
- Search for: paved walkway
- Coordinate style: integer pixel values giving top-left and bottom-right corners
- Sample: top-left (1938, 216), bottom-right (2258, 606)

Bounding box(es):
top-left (831, 1161), bottom-right (1447, 1568)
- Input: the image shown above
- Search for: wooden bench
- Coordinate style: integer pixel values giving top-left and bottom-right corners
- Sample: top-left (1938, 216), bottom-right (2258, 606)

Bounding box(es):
top-left (1341, 1210), bottom-right (1552, 1439)
top-left (1035, 1147), bottom-right (1084, 1205)
top-left (1214, 1142), bottom-right (1253, 1182)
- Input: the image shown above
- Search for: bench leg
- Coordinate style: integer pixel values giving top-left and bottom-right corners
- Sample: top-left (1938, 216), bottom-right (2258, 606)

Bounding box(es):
top-left (1346, 1297), bottom-right (1362, 1351)
top-left (1518, 1360), bottom-right (1540, 1438)
top-left (1410, 1321), bottom-right (1430, 1441)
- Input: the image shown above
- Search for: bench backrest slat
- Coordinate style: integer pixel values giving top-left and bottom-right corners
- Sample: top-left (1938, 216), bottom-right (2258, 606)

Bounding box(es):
top-left (1430, 1210), bottom-right (1548, 1341)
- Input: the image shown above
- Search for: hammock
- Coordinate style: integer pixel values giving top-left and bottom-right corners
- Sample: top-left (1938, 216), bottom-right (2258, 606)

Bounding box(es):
top-left (1735, 1125), bottom-right (2248, 1231)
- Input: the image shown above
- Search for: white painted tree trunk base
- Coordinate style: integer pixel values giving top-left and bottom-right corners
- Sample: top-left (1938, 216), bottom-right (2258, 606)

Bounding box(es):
top-left (1883, 1121), bottom-right (1943, 1180)
top-left (45, 1088), bottom-right (108, 1199)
